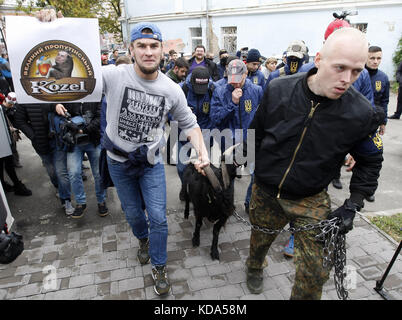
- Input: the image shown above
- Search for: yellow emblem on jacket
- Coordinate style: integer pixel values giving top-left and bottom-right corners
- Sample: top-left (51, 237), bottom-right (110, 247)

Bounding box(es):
top-left (371, 132), bottom-right (383, 150)
top-left (202, 102), bottom-right (210, 114)
top-left (253, 77), bottom-right (258, 85)
top-left (375, 81), bottom-right (382, 92)
top-left (290, 61), bottom-right (298, 73)
top-left (244, 100), bottom-right (252, 113)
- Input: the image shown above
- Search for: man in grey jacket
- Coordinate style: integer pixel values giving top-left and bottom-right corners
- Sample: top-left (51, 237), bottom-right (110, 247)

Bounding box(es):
top-left (102, 24), bottom-right (210, 296)
top-left (37, 10), bottom-right (210, 297)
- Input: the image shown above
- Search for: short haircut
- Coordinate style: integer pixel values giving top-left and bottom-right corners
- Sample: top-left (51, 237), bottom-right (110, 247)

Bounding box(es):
top-left (265, 57), bottom-right (277, 66)
top-left (194, 45), bottom-right (206, 52)
top-left (174, 57), bottom-right (190, 69)
top-left (116, 56), bottom-right (132, 66)
top-left (141, 28), bottom-right (153, 34)
top-left (169, 49), bottom-right (177, 56)
top-left (368, 46), bottom-right (382, 53)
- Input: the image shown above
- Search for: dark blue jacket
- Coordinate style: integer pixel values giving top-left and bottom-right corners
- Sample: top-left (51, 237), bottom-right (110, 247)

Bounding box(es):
top-left (210, 78), bottom-right (263, 141)
top-left (217, 62), bottom-right (226, 80)
top-left (180, 75), bottom-right (215, 130)
top-left (299, 62), bottom-right (374, 105)
top-left (264, 63), bottom-right (303, 91)
top-left (214, 77), bottom-right (227, 87)
top-left (0, 57), bottom-right (11, 78)
top-left (247, 69), bottom-right (265, 89)
top-left (366, 66), bottom-right (390, 124)
top-left (165, 60), bottom-right (175, 73)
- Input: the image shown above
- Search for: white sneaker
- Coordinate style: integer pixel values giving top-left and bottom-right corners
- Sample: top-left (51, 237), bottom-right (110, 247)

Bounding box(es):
top-left (64, 200), bottom-right (74, 215)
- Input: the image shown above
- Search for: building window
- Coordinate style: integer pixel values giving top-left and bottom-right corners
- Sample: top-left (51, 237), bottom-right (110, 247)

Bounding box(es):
top-left (190, 27), bottom-right (203, 52)
top-left (222, 26), bottom-right (237, 54)
top-left (351, 23), bottom-right (368, 33)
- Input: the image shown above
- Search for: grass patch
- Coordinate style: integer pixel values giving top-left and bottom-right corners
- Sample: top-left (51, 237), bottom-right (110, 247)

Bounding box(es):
top-left (368, 213), bottom-right (402, 242)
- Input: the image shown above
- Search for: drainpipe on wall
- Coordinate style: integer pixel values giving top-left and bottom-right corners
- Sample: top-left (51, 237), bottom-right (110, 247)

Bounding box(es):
top-left (123, 0), bottom-right (130, 47)
top-left (205, 0), bottom-right (209, 52)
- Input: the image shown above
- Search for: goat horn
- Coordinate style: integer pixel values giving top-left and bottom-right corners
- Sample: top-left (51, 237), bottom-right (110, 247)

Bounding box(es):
top-left (220, 143), bottom-right (241, 190)
top-left (222, 143), bottom-right (241, 158)
top-left (221, 162), bottom-right (230, 190)
top-left (204, 165), bottom-right (222, 193)
top-left (182, 155), bottom-right (198, 165)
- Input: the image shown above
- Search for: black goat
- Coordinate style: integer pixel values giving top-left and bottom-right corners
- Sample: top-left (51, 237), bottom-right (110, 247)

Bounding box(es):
top-left (182, 145), bottom-right (240, 260)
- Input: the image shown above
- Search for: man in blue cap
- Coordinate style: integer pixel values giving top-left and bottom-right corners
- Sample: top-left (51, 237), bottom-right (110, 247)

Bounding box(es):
top-left (99, 22), bottom-right (210, 296)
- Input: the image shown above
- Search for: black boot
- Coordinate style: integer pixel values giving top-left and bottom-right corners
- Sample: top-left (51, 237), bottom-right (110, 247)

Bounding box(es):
top-left (179, 186), bottom-right (186, 201)
top-left (14, 182), bottom-right (32, 196)
top-left (2, 181), bottom-right (14, 192)
top-left (332, 178), bottom-right (342, 189)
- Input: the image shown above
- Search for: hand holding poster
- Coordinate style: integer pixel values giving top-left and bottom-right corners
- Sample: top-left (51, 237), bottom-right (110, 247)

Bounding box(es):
top-left (5, 16), bottom-right (102, 104)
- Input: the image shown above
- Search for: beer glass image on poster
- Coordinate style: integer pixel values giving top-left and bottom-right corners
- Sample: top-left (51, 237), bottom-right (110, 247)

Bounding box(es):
top-left (20, 40), bottom-right (96, 102)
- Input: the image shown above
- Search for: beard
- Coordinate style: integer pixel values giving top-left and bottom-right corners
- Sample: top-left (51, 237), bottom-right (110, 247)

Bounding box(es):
top-left (137, 63), bottom-right (159, 75)
top-left (132, 51), bottom-right (161, 75)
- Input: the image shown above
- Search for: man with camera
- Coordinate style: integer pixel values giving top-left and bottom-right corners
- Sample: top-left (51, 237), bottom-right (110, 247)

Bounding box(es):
top-left (53, 101), bottom-right (107, 218)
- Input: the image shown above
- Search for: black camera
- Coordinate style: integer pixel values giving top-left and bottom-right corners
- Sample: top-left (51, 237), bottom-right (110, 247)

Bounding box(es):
top-left (61, 111), bottom-right (90, 146)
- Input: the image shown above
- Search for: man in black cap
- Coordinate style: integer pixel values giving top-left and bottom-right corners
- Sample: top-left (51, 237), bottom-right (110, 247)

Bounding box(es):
top-left (176, 66), bottom-right (215, 200)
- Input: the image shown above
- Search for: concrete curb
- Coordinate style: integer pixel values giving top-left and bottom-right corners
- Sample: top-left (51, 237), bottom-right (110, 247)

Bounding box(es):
top-left (358, 212), bottom-right (400, 247)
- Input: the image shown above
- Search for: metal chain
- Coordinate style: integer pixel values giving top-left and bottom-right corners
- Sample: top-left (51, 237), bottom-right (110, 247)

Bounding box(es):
top-left (232, 209), bottom-right (349, 300)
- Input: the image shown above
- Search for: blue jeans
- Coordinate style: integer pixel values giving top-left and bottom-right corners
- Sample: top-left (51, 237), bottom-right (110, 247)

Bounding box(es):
top-left (67, 143), bottom-right (105, 205)
top-left (40, 149), bottom-right (71, 204)
top-left (107, 156), bottom-right (168, 266)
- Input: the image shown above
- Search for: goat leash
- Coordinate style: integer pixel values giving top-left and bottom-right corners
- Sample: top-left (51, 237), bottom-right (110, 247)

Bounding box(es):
top-left (232, 209), bottom-right (349, 300)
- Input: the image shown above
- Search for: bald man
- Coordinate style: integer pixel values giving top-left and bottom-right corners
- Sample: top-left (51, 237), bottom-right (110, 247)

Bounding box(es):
top-left (245, 28), bottom-right (384, 299)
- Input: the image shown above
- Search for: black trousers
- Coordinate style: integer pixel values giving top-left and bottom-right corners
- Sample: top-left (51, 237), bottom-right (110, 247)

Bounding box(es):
top-left (0, 155), bottom-right (19, 186)
top-left (394, 84), bottom-right (402, 117)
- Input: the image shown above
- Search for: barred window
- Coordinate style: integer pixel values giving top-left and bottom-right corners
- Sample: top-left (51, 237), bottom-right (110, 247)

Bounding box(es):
top-left (222, 26), bottom-right (237, 54)
top-left (190, 27), bottom-right (203, 52)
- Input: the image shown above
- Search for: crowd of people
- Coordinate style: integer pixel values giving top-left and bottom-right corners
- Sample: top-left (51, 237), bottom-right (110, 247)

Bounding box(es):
top-left (0, 7), bottom-right (401, 299)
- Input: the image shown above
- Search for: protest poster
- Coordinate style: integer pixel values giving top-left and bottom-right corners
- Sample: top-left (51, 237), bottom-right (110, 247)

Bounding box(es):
top-left (5, 16), bottom-right (102, 104)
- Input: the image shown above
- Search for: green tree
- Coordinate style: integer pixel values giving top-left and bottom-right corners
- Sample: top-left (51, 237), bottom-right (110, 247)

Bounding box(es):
top-left (95, 0), bottom-right (122, 43)
top-left (17, 0), bottom-right (98, 17)
top-left (15, 0), bottom-right (123, 42)
top-left (393, 34), bottom-right (402, 69)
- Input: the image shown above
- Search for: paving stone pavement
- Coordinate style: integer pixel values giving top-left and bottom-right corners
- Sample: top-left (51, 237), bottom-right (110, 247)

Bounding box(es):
top-left (1, 201), bottom-right (400, 301)
top-left (1, 92), bottom-right (401, 301)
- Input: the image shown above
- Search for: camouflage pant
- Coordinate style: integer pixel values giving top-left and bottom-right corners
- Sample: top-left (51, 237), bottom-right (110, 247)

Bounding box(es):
top-left (246, 183), bottom-right (332, 300)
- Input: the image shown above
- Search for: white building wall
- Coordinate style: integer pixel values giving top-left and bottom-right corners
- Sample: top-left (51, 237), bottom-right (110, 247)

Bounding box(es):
top-left (122, 0), bottom-right (402, 79)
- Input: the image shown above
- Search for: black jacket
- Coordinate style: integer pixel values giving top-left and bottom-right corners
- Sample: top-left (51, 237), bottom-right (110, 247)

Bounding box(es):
top-left (14, 103), bottom-right (52, 155)
top-left (251, 68), bottom-right (383, 206)
top-left (396, 61), bottom-right (402, 84)
top-left (52, 102), bottom-right (102, 146)
top-left (188, 56), bottom-right (220, 82)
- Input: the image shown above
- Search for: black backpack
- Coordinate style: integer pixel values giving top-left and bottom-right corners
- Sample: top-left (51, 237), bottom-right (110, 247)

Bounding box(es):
top-left (0, 224), bottom-right (24, 264)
